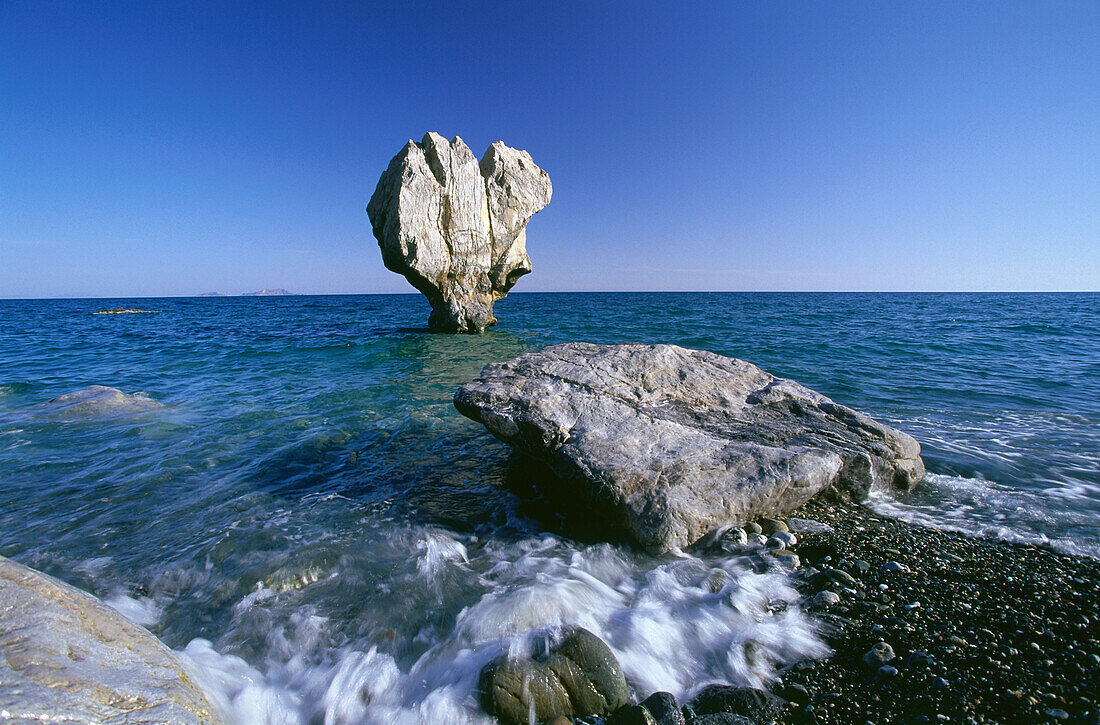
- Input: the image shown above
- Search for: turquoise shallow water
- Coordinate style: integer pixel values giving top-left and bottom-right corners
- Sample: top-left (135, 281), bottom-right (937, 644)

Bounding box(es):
top-left (1, 292), bottom-right (1097, 722)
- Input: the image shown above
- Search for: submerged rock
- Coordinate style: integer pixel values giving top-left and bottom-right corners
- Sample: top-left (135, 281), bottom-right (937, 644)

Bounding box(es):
top-left (43, 384), bottom-right (164, 416)
top-left (479, 627), bottom-right (628, 725)
top-left (455, 343), bottom-right (924, 553)
top-left (366, 132), bottom-right (552, 333)
top-left (0, 556), bottom-right (224, 724)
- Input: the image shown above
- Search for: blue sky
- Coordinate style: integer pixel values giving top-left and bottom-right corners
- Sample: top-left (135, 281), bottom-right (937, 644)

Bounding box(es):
top-left (1, 1), bottom-right (1097, 297)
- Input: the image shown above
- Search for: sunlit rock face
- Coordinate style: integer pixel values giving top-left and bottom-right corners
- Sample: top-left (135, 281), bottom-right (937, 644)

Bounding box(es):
top-left (456, 343), bottom-right (925, 553)
top-left (366, 132), bottom-right (552, 333)
top-left (0, 556), bottom-right (224, 724)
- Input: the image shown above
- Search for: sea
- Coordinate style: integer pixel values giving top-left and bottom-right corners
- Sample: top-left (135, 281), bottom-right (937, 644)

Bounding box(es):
top-left (1, 292), bottom-right (1097, 724)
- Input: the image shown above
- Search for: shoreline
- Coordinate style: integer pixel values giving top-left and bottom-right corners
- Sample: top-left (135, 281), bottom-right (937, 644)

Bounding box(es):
top-left (768, 497), bottom-right (1100, 725)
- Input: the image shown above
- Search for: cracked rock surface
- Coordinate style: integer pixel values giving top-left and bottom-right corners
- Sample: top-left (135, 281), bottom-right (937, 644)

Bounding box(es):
top-left (366, 132), bottom-right (551, 333)
top-left (455, 343), bottom-right (924, 553)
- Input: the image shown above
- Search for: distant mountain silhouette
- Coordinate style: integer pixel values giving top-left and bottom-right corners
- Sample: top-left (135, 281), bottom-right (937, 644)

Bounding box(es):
top-left (242, 288), bottom-right (295, 296)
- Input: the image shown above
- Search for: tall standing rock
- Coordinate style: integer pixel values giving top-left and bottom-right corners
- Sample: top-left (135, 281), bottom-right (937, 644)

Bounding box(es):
top-left (367, 132), bottom-right (552, 333)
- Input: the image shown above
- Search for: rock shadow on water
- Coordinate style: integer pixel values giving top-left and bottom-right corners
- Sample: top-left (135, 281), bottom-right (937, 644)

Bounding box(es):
top-left (237, 422), bottom-right (521, 538)
top-left (502, 451), bottom-right (637, 548)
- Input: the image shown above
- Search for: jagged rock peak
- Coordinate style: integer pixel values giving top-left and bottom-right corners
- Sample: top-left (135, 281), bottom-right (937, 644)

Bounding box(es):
top-left (366, 133), bottom-right (551, 333)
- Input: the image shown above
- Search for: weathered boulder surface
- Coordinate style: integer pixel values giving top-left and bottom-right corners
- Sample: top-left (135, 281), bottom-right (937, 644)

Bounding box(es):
top-left (455, 343), bottom-right (924, 553)
top-left (0, 555), bottom-right (224, 723)
top-left (479, 627), bottom-right (628, 725)
top-left (366, 132), bottom-right (552, 333)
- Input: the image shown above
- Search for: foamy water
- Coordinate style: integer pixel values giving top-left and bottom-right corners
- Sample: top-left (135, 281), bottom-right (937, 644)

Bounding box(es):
top-left (168, 530), bottom-right (826, 724)
top-left (870, 473), bottom-right (1100, 559)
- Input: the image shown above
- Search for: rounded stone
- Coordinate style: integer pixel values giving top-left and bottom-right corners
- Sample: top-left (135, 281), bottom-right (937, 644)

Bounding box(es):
top-left (810, 590), bottom-right (841, 608)
top-left (479, 627), bottom-right (628, 725)
top-left (689, 685), bottom-right (786, 722)
top-left (760, 518), bottom-right (790, 534)
top-left (862, 642), bottom-right (896, 669)
top-left (641, 691), bottom-right (685, 725)
top-left (771, 530), bottom-right (798, 548)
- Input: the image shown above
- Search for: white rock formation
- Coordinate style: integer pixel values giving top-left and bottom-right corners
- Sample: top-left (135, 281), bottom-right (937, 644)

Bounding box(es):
top-left (366, 133), bottom-right (552, 333)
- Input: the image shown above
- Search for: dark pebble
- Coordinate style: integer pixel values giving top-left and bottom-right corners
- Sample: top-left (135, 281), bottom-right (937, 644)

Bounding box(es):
top-left (687, 715), bottom-right (754, 725)
top-left (779, 683), bottom-right (811, 706)
top-left (607, 704), bottom-right (658, 725)
top-left (641, 692), bottom-right (685, 725)
top-left (690, 685), bottom-right (786, 721)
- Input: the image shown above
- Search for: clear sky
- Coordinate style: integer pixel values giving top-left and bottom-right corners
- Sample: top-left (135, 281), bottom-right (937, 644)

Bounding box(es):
top-left (1, 1), bottom-right (1097, 297)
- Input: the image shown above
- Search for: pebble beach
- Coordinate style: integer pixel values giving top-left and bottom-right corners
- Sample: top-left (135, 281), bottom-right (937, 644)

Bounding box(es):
top-left (772, 499), bottom-right (1100, 725)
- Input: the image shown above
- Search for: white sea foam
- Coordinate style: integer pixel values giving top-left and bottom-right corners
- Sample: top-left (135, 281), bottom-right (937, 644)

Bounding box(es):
top-left (104, 592), bottom-right (162, 627)
top-left (869, 473), bottom-right (1100, 560)
top-left (181, 530), bottom-right (827, 725)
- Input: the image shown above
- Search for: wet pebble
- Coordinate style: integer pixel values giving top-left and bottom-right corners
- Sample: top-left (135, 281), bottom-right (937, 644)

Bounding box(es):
top-left (759, 518), bottom-right (789, 534)
top-left (640, 692), bottom-right (684, 725)
top-left (771, 531), bottom-right (798, 548)
top-left (862, 642), bottom-right (895, 669)
top-left (810, 591), bottom-right (840, 608)
top-left (780, 683), bottom-right (811, 705)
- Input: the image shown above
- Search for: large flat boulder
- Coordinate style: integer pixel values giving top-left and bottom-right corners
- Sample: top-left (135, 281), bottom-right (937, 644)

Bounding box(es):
top-left (0, 556), bottom-right (224, 724)
top-left (455, 343), bottom-right (924, 553)
top-left (366, 132), bottom-right (552, 333)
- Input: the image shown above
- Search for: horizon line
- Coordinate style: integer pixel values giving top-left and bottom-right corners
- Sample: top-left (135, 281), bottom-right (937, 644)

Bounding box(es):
top-left (2, 289), bottom-right (1098, 301)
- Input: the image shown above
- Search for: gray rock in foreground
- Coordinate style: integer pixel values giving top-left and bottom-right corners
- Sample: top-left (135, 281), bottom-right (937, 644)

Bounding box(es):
top-left (455, 343), bottom-right (924, 553)
top-left (366, 132), bottom-right (552, 333)
top-left (0, 556), bottom-right (224, 724)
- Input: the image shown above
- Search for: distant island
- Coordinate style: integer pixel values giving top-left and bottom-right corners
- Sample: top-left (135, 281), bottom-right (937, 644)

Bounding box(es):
top-left (243, 288), bottom-right (295, 296)
top-left (197, 289), bottom-right (296, 297)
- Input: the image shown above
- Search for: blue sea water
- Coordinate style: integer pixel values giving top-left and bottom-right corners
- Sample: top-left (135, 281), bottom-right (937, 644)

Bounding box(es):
top-left (0, 292), bottom-right (1097, 723)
